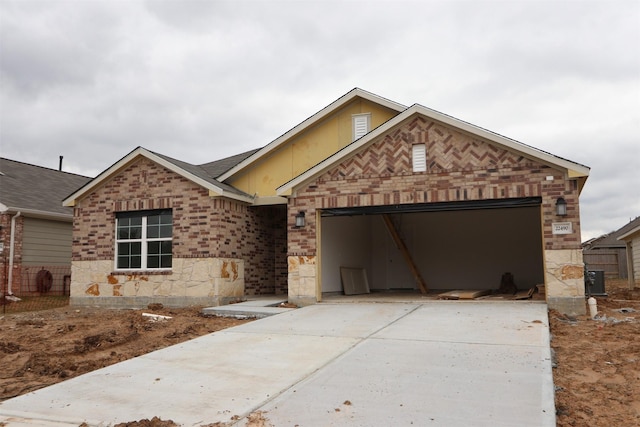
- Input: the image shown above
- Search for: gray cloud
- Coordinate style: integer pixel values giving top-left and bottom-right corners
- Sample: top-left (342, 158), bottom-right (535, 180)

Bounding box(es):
top-left (1, 0), bottom-right (638, 241)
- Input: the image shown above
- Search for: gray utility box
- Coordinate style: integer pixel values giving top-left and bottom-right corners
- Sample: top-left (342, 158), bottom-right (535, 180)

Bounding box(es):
top-left (586, 270), bottom-right (606, 296)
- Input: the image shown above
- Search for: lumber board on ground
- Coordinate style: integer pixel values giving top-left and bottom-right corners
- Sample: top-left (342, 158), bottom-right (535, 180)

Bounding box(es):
top-left (438, 289), bottom-right (492, 300)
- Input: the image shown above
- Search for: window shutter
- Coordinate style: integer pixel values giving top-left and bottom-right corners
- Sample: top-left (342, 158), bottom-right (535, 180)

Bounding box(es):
top-left (352, 114), bottom-right (370, 141)
top-left (412, 144), bottom-right (427, 172)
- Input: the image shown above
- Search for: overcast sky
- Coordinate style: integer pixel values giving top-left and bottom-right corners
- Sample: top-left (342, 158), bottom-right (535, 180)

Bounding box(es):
top-left (1, 0), bottom-right (638, 241)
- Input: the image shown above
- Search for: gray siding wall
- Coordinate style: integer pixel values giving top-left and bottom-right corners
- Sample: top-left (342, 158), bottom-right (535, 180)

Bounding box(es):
top-left (23, 217), bottom-right (73, 266)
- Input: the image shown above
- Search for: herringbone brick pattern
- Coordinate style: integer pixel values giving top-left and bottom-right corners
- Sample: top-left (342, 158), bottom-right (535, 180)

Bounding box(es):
top-left (326, 135), bottom-right (410, 179)
top-left (291, 113), bottom-right (582, 255)
top-left (324, 115), bottom-right (532, 180)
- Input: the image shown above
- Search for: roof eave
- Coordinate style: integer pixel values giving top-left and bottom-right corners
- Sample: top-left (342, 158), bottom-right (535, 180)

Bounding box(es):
top-left (0, 206), bottom-right (73, 222)
top-left (618, 226), bottom-right (640, 241)
top-left (277, 104), bottom-right (591, 195)
top-left (217, 88), bottom-right (407, 182)
top-left (413, 104), bottom-right (591, 178)
top-left (63, 147), bottom-right (255, 206)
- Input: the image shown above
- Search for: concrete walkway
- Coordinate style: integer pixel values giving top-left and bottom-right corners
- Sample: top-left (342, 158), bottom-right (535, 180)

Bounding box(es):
top-left (0, 301), bottom-right (555, 426)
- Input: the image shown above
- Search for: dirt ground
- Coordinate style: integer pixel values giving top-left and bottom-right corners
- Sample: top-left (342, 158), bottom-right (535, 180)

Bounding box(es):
top-left (551, 278), bottom-right (640, 427)
top-left (0, 303), bottom-right (263, 426)
top-left (1, 280), bottom-right (638, 426)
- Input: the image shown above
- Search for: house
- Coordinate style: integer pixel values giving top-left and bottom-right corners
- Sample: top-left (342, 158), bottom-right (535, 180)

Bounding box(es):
top-left (617, 217), bottom-right (640, 289)
top-left (0, 158), bottom-right (92, 297)
top-left (582, 222), bottom-right (632, 279)
top-left (63, 88), bottom-right (591, 314)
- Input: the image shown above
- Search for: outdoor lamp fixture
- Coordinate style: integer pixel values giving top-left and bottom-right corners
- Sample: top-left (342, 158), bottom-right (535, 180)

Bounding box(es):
top-left (556, 197), bottom-right (567, 216)
top-left (295, 211), bottom-right (306, 228)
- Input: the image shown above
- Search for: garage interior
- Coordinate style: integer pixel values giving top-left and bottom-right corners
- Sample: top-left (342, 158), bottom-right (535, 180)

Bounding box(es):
top-left (319, 198), bottom-right (545, 300)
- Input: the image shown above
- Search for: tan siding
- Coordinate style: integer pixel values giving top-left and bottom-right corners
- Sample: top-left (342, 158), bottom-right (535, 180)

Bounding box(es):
top-left (23, 217), bottom-right (73, 266)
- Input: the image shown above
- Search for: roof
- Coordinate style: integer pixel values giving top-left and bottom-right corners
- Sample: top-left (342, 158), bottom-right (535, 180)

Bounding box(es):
top-left (617, 217), bottom-right (640, 241)
top-left (583, 216), bottom-right (640, 248)
top-left (583, 232), bottom-right (627, 250)
top-left (276, 103), bottom-right (591, 196)
top-left (60, 89), bottom-right (593, 208)
top-left (199, 149), bottom-right (261, 178)
top-left (216, 88), bottom-right (407, 182)
top-left (63, 147), bottom-right (257, 207)
top-left (0, 158), bottom-right (92, 220)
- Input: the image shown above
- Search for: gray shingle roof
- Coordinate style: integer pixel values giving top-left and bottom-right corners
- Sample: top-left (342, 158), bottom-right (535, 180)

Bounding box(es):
top-left (199, 149), bottom-right (260, 178)
top-left (617, 216), bottom-right (640, 240)
top-left (0, 158), bottom-right (92, 217)
top-left (583, 216), bottom-right (640, 249)
top-left (148, 149), bottom-right (258, 198)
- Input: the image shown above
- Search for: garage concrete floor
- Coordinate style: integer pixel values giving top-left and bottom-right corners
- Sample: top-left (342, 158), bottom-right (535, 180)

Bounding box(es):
top-left (0, 301), bottom-right (555, 427)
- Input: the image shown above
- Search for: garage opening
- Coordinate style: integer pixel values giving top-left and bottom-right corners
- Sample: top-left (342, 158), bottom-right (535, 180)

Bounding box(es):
top-left (319, 197), bottom-right (544, 300)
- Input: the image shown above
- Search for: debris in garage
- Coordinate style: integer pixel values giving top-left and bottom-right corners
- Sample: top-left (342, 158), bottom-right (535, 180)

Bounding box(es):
top-left (512, 287), bottom-right (537, 300)
top-left (498, 272), bottom-right (518, 295)
top-left (438, 289), bottom-right (492, 300)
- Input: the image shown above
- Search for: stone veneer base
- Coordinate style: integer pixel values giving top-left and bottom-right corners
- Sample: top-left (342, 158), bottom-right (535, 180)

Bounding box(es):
top-left (69, 295), bottom-right (242, 309)
top-left (287, 296), bottom-right (317, 307)
top-left (547, 297), bottom-right (587, 316)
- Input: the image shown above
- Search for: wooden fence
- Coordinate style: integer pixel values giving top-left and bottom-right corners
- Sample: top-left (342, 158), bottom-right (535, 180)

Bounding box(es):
top-left (583, 249), bottom-right (628, 279)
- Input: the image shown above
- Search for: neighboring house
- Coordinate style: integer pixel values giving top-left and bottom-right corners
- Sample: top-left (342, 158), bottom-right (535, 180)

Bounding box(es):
top-left (0, 158), bottom-right (92, 297)
top-left (582, 226), bottom-right (629, 279)
top-left (617, 217), bottom-right (640, 289)
top-left (63, 88), bottom-right (591, 314)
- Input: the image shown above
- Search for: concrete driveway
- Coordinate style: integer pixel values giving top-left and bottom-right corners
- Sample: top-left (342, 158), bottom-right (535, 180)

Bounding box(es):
top-left (0, 301), bottom-right (555, 426)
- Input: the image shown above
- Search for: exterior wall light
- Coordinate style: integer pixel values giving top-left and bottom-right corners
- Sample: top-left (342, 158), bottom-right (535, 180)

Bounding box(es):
top-left (295, 211), bottom-right (306, 228)
top-left (556, 197), bottom-right (567, 216)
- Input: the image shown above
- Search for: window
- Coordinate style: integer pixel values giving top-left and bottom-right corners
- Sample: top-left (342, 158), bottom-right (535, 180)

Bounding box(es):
top-left (115, 209), bottom-right (172, 270)
top-left (352, 113), bottom-right (371, 141)
top-left (412, 144), bottom-right (427, 172)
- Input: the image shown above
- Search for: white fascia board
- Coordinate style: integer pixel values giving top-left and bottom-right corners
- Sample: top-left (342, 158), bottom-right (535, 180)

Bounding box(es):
top-left (64, 147), bottom-right (148, 206)
top-left (618, 226), bottom-right (640, 241)
top-left (0, 206), bottom-right (72, 221)
top-left (277, 106), bottom-right (414, 195)
top-left (63, 147), bottom-right (254, 206)
top-left (413, 105), bottom-right (591, 177)
top-left (217, 88), bottom-right (407, 182)
top-left (277, 104), bottom-right (591, 195)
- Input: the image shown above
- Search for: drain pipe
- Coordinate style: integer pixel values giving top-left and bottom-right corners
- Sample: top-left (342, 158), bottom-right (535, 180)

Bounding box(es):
top-left (7, 211), bottom-right (21, 296)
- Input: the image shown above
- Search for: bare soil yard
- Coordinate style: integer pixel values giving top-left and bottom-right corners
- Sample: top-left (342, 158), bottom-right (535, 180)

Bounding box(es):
top-left (551, 279), bottom-right (640, 427)
top-left (0, 304), bottom-right (252, 402)
top-left (0, 279), bottom-right (638, 426)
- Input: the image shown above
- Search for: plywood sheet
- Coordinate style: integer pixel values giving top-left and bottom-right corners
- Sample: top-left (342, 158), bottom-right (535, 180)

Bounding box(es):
top-left (438, 289), bottom-right (492, 300)
top-left (340, 267), bottom-right (370, 295)
top-left (512, 287), bottom-right (536, 300)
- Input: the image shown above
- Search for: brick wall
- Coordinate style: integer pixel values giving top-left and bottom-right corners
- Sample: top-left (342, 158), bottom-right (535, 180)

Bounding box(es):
top-left (73, 158), bottom-right (215, 261)
top-left (288, 115), bottom-right (582, 254)
top-left (72, 157), bottom-right (287, 296)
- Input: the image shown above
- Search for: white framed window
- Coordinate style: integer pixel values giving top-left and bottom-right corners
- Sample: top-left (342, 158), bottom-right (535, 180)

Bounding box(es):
top-left (352, 113), bottom-right (371, 141)
top-left (115, 209), bottom-right (172, 270)
top-left (412, 144), bottom-right (427, 172)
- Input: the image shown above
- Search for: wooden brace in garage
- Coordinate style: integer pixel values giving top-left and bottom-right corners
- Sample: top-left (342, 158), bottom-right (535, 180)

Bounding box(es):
top-left (382, 214), bottom-right (429, 294)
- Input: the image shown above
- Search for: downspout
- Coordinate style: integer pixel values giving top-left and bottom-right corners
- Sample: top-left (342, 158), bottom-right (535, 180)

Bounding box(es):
top-left (625, 241), bottom-right (634, 290)
top-left (7, 211), bottom-right (21, 295)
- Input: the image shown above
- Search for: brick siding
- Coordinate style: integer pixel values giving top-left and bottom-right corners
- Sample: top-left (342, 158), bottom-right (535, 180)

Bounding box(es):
top-left (289, 115), bottom-right (582, 254)
top-left (72, 158), bottom-right (287, 296)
